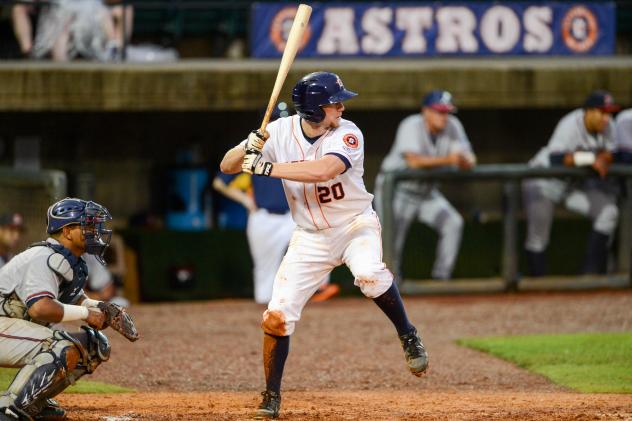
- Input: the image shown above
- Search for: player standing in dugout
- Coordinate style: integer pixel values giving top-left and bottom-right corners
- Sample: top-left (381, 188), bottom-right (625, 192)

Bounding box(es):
top-left (220, 71), bottom-right (428, 419)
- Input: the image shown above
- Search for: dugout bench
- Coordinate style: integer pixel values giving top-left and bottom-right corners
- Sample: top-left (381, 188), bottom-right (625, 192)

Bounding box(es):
top-left (380, 164), bottom-right (632, 294)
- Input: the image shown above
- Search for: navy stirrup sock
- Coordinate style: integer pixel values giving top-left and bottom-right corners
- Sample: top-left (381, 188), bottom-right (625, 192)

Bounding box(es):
top-left (263, 333), bottom-right (289, 394)
top-left (372, 282), bottom-right (415, 336)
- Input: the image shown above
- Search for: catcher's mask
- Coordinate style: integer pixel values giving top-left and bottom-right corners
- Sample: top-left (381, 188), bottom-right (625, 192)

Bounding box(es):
top-left (47, 198), bottom-right (113, 264)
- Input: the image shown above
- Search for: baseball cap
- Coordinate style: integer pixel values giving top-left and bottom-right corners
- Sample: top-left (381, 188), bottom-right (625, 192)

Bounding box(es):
top-left (422, 90), bottom-right (457, 113)
top-left (0, 212), bottom-right (24, 230)
top-left (583, 90), bottom-right (620, 113)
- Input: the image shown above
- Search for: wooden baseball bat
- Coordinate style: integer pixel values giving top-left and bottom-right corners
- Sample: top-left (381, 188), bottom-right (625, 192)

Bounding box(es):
top-left (259, 4), bottom-right (312, 133)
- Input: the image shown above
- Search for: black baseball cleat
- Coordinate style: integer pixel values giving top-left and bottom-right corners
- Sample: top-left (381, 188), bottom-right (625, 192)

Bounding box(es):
top-left (399, 328), bottom-right (429, 377)
top-left (34, 399), bottom-right (66, 421)
top-left (0, 406), bottom-right (26, 421)
top-left (254, 390), bottom-right (281, 419)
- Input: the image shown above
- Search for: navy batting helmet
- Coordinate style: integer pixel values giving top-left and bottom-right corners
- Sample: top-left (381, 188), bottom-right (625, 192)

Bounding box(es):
top-left (292, 72), bottom-right (357, 123)
top-left (47, 198), bottom-right (113, 264)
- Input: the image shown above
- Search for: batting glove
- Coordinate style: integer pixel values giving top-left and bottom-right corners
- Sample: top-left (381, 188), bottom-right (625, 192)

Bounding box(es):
top-left (242, 150), bottom-right (273, 176)
top-left (244, 130), bottom-right (269, 153)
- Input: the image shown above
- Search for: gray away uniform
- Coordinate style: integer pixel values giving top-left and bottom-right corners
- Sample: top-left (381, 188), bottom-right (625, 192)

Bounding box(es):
top-left (0, 238), bottom-right (110, 419)
top-left (523, 108), bottom-right (618, 274)
top-left (375, 113), bottom-right (474, 280)
top-left (615, 109), bottom-right (632, 163)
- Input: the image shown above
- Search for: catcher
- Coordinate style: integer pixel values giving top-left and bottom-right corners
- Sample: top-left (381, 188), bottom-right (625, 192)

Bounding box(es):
top-left (0, 198), bottom-right (138, 421)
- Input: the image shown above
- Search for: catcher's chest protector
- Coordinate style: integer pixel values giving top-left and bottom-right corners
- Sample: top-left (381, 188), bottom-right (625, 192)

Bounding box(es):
top-left (29, 241), bottom-right (88, 304)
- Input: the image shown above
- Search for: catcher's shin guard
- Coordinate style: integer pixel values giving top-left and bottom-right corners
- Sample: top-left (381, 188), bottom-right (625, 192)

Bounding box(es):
top-left (75, 326), bottom-right (110, 374)
top-left (0, 328), bottom-right (110, 420)
top-left (0, 332), bottom-right (77, 419)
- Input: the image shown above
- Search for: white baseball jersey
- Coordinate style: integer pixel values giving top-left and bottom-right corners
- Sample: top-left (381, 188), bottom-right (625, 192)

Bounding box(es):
top-left (262, 115), bottom-right (374, 230)
top-left (529, 108), bottom-right (615, 168)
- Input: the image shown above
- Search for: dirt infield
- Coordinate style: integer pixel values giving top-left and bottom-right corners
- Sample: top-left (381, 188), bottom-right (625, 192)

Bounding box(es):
top-left (58, 290), bottom-right (632, 420)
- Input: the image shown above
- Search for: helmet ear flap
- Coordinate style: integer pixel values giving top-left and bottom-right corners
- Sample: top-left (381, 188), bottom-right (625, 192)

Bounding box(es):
top-left (292, 78), bottom-right (326, 123)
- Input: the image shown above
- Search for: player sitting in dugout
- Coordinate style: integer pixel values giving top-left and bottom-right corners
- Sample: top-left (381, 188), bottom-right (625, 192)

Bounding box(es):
top-left (374, 90), bottom-right (476, 282)
top-left (523, 90), bottom-right (620, 277)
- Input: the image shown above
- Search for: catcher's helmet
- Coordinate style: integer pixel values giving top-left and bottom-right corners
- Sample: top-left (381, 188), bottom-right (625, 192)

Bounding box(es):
top-left (47, 198), bottom-right (113, 264)
top-left (292, 72), bottom-right (357, 123)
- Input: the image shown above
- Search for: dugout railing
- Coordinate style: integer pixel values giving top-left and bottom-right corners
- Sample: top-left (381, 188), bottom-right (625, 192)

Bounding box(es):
top-left (379, 164), bottom-right (632, 293)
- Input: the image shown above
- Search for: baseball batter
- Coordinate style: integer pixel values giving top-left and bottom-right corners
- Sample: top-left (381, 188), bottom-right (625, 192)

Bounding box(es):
top-left (614, 108), bottom-right (632, 163)
top-left (523, 90), bottom-right (620, 276)
top-left (220, 71), bottom-right (428, 419)
top-left (374, 90), bottom-right (475, 281)
top-left (0, 198), bottom-right (113, 421)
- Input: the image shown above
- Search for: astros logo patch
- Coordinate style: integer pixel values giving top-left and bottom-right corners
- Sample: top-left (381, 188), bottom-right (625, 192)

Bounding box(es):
top-left (343, 134), bottom-right (359, 149)
top-left (269, 7), bottom-right (312, 53)
top-left (561, 6), bottom-right (598, 53)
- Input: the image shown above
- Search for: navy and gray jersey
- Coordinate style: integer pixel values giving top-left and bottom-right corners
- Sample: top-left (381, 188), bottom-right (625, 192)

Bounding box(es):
top-left (529, 108), bottom-right (615, 168)
top-left (251, 176), bottom-right (290, 215)
top-left (379, 113), bottom-right (473, 197)
top-left (0, 238), bottom-right (85, 316)
top-left (614, 109), bottom-right (632, 163)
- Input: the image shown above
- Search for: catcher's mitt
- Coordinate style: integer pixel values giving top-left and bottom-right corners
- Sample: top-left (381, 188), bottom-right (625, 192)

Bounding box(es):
top-left (97, 302), bottom-right (140, 342)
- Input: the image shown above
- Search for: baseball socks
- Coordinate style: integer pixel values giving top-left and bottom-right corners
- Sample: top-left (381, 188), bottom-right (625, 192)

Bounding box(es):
top-left (373, 282), bottom-right (429, 376)
top-left (256, 333), bottom-right (287, 418)
top-left (262, 333), bottom-right (289, 394)
top-left (372, 282), bottom-right (414, 336)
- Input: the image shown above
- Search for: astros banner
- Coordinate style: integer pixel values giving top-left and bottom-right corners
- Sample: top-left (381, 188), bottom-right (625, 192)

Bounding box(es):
top-left (250, 2), bottom-right (615, 58)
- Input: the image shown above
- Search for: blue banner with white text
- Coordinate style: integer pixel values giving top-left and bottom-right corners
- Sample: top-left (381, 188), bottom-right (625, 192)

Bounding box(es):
top-left (251, 2), bottom-right (615, 58)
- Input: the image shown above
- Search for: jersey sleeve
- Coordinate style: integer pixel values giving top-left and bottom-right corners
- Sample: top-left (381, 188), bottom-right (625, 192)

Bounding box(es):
top-left (393, 116), bottom-right (422, 155)
top-left (261, 119), bottom-right (281, 163)
top-left (15, 254), bottom-right (59, 307)
top-left (603, 120), bottom-right (616, 152)
top-left (615, 113), bottom-right (632, 151)
top-left (448, 117), bottom-right (474, 155)
top-left (216, 171), bottom-right (238, 184)
top-left (547, 114), bottom-right (579, 153)
top-left (321, 126), bottom-right (365, 172)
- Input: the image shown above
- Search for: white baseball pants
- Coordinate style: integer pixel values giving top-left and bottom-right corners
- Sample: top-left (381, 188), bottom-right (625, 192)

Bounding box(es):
top-left (264, 208), bottom-right (393, 336)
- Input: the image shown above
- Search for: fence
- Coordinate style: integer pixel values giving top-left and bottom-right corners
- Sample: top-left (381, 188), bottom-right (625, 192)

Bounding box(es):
top-left (0, 166), bottom-right (67, 248)
top-left (379, 164), bottom-right (632, 292)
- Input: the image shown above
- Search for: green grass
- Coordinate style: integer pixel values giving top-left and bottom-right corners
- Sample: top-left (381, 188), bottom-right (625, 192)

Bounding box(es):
top-left (0, 368), bottom-right (133, 394)
top-left (458, 332), bottom-right (632, 393)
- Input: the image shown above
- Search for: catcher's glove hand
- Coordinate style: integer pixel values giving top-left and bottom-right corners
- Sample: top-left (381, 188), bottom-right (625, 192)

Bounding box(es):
top-left (97, 302), bottom-right (140, 342)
